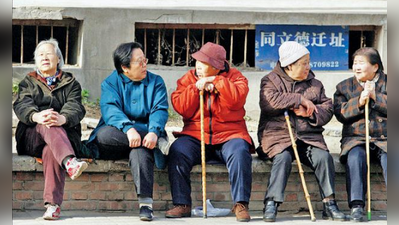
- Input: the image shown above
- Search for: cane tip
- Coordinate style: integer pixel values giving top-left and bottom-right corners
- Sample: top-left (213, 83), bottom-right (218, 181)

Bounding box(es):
top-left (367, 212), bottom-right (371, 221)
top-left (311, 217), bottom-right (316, 222)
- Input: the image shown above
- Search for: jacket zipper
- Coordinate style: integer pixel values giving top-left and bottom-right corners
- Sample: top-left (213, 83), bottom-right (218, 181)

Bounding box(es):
top-left (208, 92), bottom-right (213, 144)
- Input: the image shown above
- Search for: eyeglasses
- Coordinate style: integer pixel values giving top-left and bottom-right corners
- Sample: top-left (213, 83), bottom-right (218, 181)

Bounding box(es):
top-left (131, 58), bottom-right (149, 66)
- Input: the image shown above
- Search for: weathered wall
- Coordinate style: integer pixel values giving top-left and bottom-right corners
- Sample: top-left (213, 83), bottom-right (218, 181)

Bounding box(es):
top-left (12, 7), bottom-right (387, 120)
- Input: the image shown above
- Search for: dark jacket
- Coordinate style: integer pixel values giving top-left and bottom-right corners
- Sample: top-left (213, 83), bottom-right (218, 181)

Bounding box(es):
top-left (13, 71), bottom-right (86, 155)
top-left (333, 72), bottom-right (387, 163)
top-left (171, 68), bottom-right (253, 150)
top-left (257, 62), bottom-right (333, 158)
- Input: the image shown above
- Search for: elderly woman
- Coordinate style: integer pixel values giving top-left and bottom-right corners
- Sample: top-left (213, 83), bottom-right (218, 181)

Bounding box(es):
top-left (257, 41), bottom-right (345, 222)
top-left (86, 42), bottom-right (168, 221)
top-left (13, 38), bottom-right (87, 220)
top-left (333, 47), bottom-right (387, 222)
top-left (165, 42), bottom-right (253, 222)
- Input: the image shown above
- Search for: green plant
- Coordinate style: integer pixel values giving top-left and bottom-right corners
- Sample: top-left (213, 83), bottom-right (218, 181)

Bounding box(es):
top-left (12, 82), bottom-right (19, 96)
top-left (81, 89), bottom-right (90, 104)
top-left (168, 108), bottom-right (181, 121)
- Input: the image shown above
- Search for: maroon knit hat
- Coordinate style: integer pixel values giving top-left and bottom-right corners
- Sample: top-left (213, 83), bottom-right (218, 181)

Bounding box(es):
top-left (191, 42), bottom-right (226, 70)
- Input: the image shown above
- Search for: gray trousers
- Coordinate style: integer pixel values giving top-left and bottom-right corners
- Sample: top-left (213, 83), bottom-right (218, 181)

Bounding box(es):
top-left (95, 126), bottom-right (154, 198)
top-left (264, 141), bottom-right (335, 203)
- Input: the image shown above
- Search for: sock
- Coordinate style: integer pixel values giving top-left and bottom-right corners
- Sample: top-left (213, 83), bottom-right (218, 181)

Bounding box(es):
top-left (139, 196), bottom-right (153, 209)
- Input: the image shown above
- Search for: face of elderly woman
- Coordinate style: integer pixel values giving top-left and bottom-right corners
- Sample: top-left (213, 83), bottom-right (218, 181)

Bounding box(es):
top-left (286, 54), bottom-right (310, 81)
top-left (353, 55), bottom-right (378, 82)
top-left (122, 48), bottom-right (147, 81)
top-left (195, 60), bottom-right (220, 78)
top-left (35, 43), bottom-right (59, 76)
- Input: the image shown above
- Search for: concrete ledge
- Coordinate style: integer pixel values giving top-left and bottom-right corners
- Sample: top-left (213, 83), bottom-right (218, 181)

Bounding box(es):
top-left (12, 153), bottom-right (382, 174)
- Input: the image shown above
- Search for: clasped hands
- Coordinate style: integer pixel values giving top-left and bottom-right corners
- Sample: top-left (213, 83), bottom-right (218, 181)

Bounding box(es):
top-left (127, 128), bottom-right (158, 149)
top-left (195, 76), bottom-right (216, 92)
top-left (292, 97), bottom-right (318, 118)
top-left (32, 108), bottom-right (66, 128)
top-left (359, 80), bottom-right (376, 106)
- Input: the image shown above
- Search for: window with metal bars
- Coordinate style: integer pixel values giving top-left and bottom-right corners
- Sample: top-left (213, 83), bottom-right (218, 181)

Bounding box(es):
top-left (12, 19), bottom-right (81, 66)
top-left (135, 23), bottom-right (256, 68)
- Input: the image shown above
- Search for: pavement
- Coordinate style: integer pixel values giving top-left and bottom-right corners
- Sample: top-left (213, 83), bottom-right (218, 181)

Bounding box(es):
top-left (13, 210), bottom-right (387, 225)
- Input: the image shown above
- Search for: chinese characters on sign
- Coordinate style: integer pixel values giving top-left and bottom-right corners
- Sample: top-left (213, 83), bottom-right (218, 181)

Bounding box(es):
top-left (255, 25), bottom-right (349, 70)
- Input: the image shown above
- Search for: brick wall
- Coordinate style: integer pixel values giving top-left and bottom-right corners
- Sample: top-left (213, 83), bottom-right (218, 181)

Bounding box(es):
top-left (12, 155), bottom-right (387, 212)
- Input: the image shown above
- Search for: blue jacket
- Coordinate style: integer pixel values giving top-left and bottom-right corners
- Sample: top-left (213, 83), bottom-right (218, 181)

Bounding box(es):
top-left (87, 70), bottom-right (168, 157)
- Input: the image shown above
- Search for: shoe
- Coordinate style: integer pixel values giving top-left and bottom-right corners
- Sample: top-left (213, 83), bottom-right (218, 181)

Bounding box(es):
top-left (232, 202), bottom-right (251, 222)
top-left (350, 206), bottom-right (364, 222)
top-left (263, 200), bottom-right (279, 222)
top-left (322, 200), bottom-right (346, 221)
top-left (65, 157), bottom-right (88, 180)
top-left (165, 205), bottom-right (191, 218)
top-left (43, 204), bottom-right (60, 220)
top-left (139, 206), bottom-right (154, 221)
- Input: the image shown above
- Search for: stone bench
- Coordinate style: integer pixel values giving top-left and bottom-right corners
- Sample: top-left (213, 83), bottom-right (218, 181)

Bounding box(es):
top-left (12, 153), bottom-right (386, 213)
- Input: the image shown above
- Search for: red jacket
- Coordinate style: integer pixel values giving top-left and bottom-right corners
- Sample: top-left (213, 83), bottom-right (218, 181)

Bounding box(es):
top-left (171, 68), bottom-right (253, 151)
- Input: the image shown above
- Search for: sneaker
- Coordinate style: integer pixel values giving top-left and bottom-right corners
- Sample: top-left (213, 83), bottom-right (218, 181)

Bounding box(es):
top-left (139, 206), bottom-right (154, 221)
top-left (232, 202), bottom-right (251, 222)
top-left (43, 204), bottom-right (60, 220)
top-left (165, 205), bottom-right (191, 218)
top-left (65, 157), bottom-right (88, 180)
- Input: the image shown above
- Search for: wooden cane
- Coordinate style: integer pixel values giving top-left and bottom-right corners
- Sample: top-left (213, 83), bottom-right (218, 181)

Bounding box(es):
top-left (284, 111), bottom-right (316, 222)
top-left (200, 90), bottom-right (207, 218)
top-left (365, 98), bottom-right (371, 221)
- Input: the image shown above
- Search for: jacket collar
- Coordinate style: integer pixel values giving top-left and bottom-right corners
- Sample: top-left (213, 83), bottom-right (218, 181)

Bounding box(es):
top-left (120, 70), bottom-right (149, 86)
top-left (273, 61), bottom-right (315, 83)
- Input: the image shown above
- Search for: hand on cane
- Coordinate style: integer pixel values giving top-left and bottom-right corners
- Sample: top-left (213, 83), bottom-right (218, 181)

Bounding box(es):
top-left (360, 81), bottom-right (376, 106)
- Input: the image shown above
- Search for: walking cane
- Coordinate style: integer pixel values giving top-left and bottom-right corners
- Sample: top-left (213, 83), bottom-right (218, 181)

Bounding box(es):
top-left (365, 98), bottom-right (371, 221)
top-left (284, 111), bottom-right (316, 222)
top-left (200, 90), bottom-right (207, 218)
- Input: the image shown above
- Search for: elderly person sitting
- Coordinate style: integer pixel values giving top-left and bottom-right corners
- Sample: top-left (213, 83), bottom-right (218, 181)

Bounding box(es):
top-left (165, 42), bottom-right (254, 222)
top-left (333, 47), bottom-right (387, 222)
top-left (257, 41), bottom-right (345, 222)
top-left (86, 42), bottom-right (168, 221)
top-left (13, 38), bottom-right (88, 220)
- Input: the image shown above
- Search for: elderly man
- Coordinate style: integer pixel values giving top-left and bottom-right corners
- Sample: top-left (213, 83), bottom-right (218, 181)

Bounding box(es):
top-left (165, 42), bottom-right (254, 222)
top-left (13, 38), bottom-right (87, 220)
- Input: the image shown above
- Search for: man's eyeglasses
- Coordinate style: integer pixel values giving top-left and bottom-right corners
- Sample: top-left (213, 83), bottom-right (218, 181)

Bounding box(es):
top-left (132, 58), bottom-right (149, 66)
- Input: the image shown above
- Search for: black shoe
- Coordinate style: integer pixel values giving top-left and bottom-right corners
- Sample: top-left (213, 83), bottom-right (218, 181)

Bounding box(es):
top-left (350, 206), bottom-right (364, 222)
top-left (139, 206), bottom-right (154, 221)
top-left (322, 200), bottom-right (346, 221)
top-left (263, 201), bottom-right (279, 222)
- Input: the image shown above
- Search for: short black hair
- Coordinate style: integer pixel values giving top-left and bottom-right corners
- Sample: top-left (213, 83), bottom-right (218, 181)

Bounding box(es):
top-left (353, 47), bottom-right (384, 73)
top-left (113, 42), bottom-right (143, 74)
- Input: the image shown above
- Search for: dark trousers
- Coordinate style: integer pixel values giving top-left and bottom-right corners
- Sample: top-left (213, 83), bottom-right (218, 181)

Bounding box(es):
top-left (265, 141), bottom-right (335, 203)
top-left (168, 135), bottom-right (252, 206)
top-left (346, 144), bottom-right (387, 208)
top-left (95, 126), bottom-right (154, 198)
top-left (23, 124), bottom-right (75, 206)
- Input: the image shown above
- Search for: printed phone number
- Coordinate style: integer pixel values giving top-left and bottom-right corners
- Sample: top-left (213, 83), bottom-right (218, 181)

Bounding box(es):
top-left (310, 61), bottom-right (339, 68)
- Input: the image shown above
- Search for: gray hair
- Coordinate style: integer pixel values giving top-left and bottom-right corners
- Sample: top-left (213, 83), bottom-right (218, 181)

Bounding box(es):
top-left (34, 38), bottom-right (64, 69)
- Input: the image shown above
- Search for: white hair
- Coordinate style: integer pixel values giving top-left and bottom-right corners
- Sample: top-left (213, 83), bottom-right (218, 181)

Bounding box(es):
top-left (34, 38), bottom-right (64, 69)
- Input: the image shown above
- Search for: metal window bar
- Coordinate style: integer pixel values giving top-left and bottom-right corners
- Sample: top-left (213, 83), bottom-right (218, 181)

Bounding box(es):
top-left (172, 28), bottom-right (175, 66)
top-left (243, 29), bottom-right (248, 67)
top-left (35, 25), bottom-right (38, 46)
top-left (230, 29), bottom-right (233, 65)
top-left (65, 25), bottom-right (69, 65)
top-left (144, 28), bottom-right (147, 56)
top-left (158, 29), bottom-right (161, 65)
top-left (51, 23), bottom-right (53, 38)
top-left (20, 25), bottom-right (23, 64)
top-left (202, 29), bottom-right (205, 46)
top-left (186, 29), bottom-right (190, 66)
top-left (216, 30), bottom-right (220, 45)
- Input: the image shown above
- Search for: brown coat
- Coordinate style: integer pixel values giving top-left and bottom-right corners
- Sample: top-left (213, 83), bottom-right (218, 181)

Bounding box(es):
top-left (257, 62), bottom-right (333, 158)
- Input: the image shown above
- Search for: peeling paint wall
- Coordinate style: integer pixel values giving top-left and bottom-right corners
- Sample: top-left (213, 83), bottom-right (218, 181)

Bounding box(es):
top-left (12, 7), bottom-right (387, 120)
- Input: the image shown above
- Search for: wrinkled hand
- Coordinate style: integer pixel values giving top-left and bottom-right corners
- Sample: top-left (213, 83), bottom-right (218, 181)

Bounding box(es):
top-left (142, 132), bottom-right (158, 149)
top-left (32, 109), bottom-right (66, 128)
top-left (300, 97), bottom-right (318, 116)
top-left (293, 105), bottom-right (311, 117)
top-left (365, 80), bottom-right (376, 100)
top-left (127, 128), bottom-right (141, 148)
top-left (196, 76), bottom-right (216, 91)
